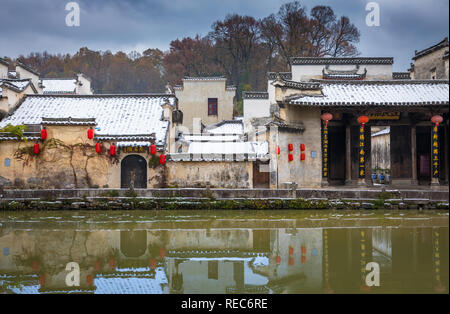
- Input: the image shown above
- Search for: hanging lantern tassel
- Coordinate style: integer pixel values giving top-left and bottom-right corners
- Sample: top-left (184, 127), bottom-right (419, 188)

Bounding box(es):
top-left (40, 128), bottom-right (47, 140)
top-left (87, 128), bottom-right (94, 140)
top-left (276, 146), bottom-right (280, 156)
top-left (33, 143), bottom-right (40, 155)
top-left (109, 144), bottom-right (116, 156)
top-left (150, 144), bottom-right (157, 155)
top-left (95, 143), bottom-right (102, 153)
top-left (160, 154), bottom-right (166, 165)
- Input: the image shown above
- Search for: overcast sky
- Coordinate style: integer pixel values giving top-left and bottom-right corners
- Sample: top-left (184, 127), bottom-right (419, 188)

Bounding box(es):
top-left (0, 0), bottom-right (448, 71)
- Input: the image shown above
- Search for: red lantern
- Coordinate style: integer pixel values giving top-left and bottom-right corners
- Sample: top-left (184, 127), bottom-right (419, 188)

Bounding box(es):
top-left (357, 115), bottom-right (369, 125)
top-left (431, 115), bottom-right (443, 126)
top-left (160, 154), bottom-right (166, 165)
top-left (300, 153), bottom-right (306, 161)
top-left (275, 255), bottom-right (281, 265)
top-left (149, 258), bottom-right (157, 270)
top-left (289, 246), bottom-right (294, 255)
top-left (87, 128), bottom-right (94, 140)
top-left (276, 146), bottom-right (280, 156)
top-left (109, 144), bottom-right (116, 156)
top-left (95, 143), bottom-right (101, 153)
top-left (150, 144), bottom-right (157, 155)
top-left (39, 275), bottom-right (46, 287)
top-left (40, 128), bottom-right (47, 140)
top-left (321, 113), bottom-right (333, 125)
top-left (33, 143), bottom-right (40, 154)
top-left (288, 154), bottom-right (294, 162)
top-left (32, 260), bottom-right (39, 271)
top-left (288, 143), bottom-right (293, 152)
top-left (300, 144), bottom-right (305, 152)
top-left (160, 248), bottom-right (166, 258)
top-left (289, 257), bottom-right (294, 266)
top-left (86, 275), bottom-right (94, 286)
top-left (109, 259), bottom-right (115, 270)
top-left (94, 261), bottom-right (101, 271)
top-left (301, 245), bottom-right (306, 254)
top-left (301, 255), bottom-right (306, 264)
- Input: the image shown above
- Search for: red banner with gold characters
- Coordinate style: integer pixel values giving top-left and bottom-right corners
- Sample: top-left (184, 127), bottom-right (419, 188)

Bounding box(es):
top-left (359, 125), bottom-right (365, 179)
top-left (322, 122), bottom-right (329, 178)
top-left (432, 124), bottom-right (439, 178)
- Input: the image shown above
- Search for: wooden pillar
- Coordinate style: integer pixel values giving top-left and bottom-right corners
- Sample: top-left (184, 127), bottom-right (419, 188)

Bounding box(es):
top-left (345, 125), bottom-right (352, 185)
top-left (411, 125), bottom-right (418, 185)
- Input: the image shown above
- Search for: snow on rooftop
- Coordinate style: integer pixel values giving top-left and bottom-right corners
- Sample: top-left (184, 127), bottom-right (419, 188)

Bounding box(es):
top-left (204, 120), bottom-right (244, 135)
top-left (183, 134), bottom-right (241, 142)
top-left (372, 127), bottom-right (390, 137)
top-left (188, 141), bottom-right (268, 156)
top-left (42, 79), bottom-right (76, 94)
top-left (0, 95), bottom-right (175, 145)
top-left (288, 81), bottom-right (449, 106)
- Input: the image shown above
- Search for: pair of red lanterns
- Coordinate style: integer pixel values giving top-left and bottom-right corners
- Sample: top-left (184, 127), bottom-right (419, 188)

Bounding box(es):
top-left (285, 144), bottom-right (306, 162)
top-left (94, 143), bottom-right (116, 156)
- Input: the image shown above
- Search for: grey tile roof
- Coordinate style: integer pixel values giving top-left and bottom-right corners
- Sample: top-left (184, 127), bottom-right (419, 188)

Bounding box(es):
top-left (242, 91), bottom-right (269, 99)
top-left (392, 72), bottom-right (411, 80)
top-left (287, 80), bottom-right (449, 107)
top-left (0, 94), bottom-right (176, 146)
top-left (413, 37), bottom-right (449, 60)
top-left (291, 57), bottom-right (394, 65)
top-left (267, 72), bottom-right (292, 80)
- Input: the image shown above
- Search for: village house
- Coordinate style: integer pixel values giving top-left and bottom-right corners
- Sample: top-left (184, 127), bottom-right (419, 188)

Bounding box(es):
top-left (1, 58), bottom-right (93, 120)
top-left (409, 37), bottom-right (449, 80)
top-left (243, 56), bottom-right (449, 188)
top-left (0, 53), bottom-right (448, 190)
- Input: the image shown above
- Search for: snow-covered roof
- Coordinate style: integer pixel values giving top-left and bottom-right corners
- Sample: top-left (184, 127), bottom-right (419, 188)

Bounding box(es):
top-left (288, 80), bottom-right (449, 106)
top-left (0, 79), bottom-right (34, 97)
top-left (41, 78), bottom-right (76, 94)
top-left (183, 134), bottom-right (241, 142)
top-left (204, 120), bottom-right (244, 135)
top-left (372, 128), bottom-right (390, 137)
top-left (0, 94), bottom-right (176, 146)
top-left (188, 141), bottom-right (268, 156)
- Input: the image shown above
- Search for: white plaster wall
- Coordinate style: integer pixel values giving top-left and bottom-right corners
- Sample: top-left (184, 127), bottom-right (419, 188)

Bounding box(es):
top-left (76, 74), bottom-right (93, 95)
top-left (291, 64), bottom-right (393, 81)
top-left (0, 63), bottom-right (8, 79)
top-left (243, 98), bottom-right (271, 124)
top-left (274, 107), bottom-right (323, 188)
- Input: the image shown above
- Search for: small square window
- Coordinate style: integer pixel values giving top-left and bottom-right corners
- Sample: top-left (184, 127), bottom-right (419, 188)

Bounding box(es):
top-left (208, 98), bottom-right (218, 116)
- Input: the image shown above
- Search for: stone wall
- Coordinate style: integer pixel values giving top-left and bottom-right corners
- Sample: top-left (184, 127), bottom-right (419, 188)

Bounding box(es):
top-left (0, 125), bottom-right (165, 189)
top-left (413, 48), bottom-right (449, 79)
top-left (166, 161), bottom-right (253, 188)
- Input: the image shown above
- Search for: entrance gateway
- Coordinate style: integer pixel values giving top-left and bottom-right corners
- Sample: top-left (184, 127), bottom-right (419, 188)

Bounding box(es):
top-left (120, 155), bottom-right (147, 188)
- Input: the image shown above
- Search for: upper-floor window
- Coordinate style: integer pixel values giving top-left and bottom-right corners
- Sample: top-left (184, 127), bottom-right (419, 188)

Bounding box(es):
top-left (208, 98), bottom-right (218, 116)
top-left (430, 67), bottom-right (436, 80)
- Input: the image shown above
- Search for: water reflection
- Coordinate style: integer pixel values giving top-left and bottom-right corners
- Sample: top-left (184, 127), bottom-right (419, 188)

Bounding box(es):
top-left (0, 211), bottom-right (448, 294)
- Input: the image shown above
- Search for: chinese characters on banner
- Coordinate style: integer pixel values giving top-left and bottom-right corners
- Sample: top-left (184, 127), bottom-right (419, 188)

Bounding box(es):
top-left (322, 122), bottom-right (329, 178)
top-left (121, 146), bottom-right (147, 154)
top-left (432, 125), bottom-right (439, 178)
top-left (359, 125), bottom-right (365, 178)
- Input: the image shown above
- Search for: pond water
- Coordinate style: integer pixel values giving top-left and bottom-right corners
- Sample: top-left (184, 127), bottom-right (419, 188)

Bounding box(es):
top-left (0, 210), bottom-right (448, 294)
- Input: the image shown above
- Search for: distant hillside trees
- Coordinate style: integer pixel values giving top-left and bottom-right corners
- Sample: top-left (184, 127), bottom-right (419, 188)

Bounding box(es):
top-left (10, 2), bottom-right (360, 114)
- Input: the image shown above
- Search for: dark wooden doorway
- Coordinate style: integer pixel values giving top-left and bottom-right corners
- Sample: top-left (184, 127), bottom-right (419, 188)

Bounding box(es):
top-left (253, 161), bottom-right (270, 188)
top-left (417, 127), bottom-right (431, 184)
top-left (328, 125), bottom-right (346, 184)
top-left (121, 155), bottom-right (147, 188)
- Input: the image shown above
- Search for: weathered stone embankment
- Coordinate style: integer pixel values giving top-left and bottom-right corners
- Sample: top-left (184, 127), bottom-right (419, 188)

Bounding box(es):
top-left (0, 188), bottom-right (448, 210)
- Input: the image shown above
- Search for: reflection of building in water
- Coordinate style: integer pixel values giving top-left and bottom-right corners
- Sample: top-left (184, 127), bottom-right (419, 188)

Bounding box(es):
top-left (0, 224), bottom-right (448, 294)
